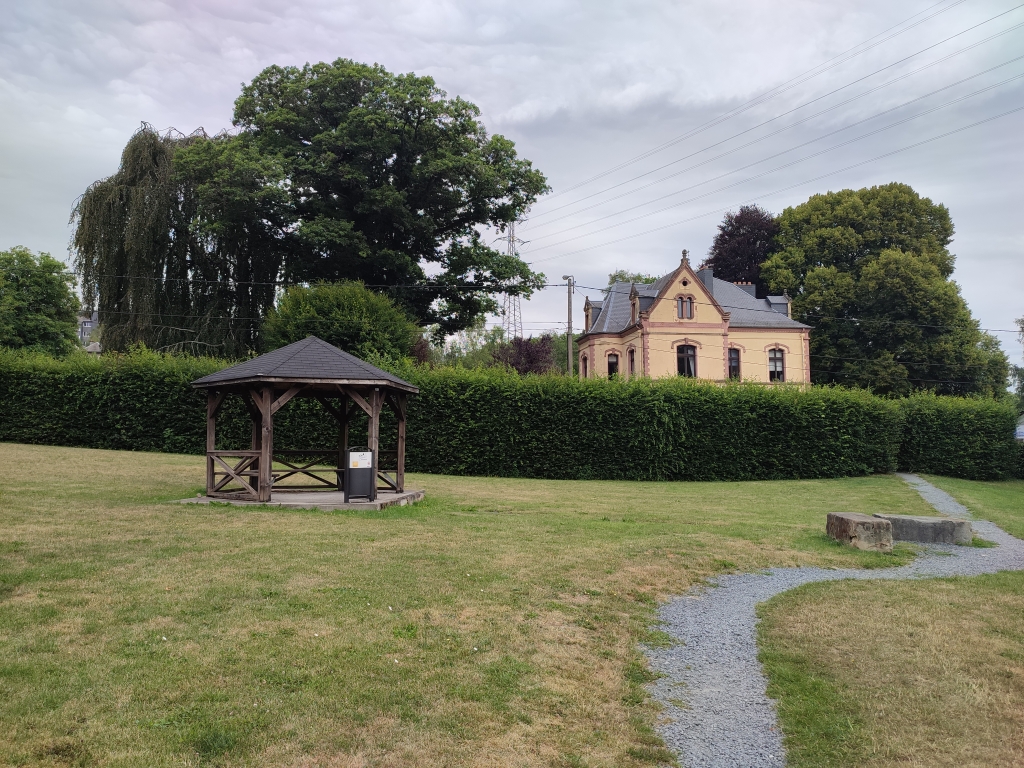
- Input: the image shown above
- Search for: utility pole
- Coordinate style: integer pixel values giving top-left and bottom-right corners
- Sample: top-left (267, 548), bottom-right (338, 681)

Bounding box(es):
top-left (562, 275), bottom-right (574, 375)
top-left (501, 222), bottom-right (524, 339)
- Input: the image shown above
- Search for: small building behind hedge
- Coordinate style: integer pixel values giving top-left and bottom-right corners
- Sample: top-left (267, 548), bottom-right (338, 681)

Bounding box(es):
top-left (579, 252), bottom-right (811, 383)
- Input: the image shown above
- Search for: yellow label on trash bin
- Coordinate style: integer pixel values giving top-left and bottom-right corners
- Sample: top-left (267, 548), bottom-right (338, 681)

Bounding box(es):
top-left (349, 451), bottom-right (372, 469)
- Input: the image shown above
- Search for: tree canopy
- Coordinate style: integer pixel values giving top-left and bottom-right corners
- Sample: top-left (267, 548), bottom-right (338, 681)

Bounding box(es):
top-left (0, 247), bottom-right (80, 356)
top-left (73, 59), bottom-right (549, 354)
top-left (702, 204), bottom-right (779, 297)
top-left (761, 183), bottom-right (1007, 396)
top-left (261, 282), bottom-right (420, 360)
top-left (72, 127), bottom-right (285, 355)
top-left (607, 270), bottom-right (657, 285)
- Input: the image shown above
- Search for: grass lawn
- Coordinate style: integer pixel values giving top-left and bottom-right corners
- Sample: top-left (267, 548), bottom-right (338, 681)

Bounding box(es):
top-left (758, 476), bottom-right (1024, 768)
top-left (0, 443), bottom-right (935, 767)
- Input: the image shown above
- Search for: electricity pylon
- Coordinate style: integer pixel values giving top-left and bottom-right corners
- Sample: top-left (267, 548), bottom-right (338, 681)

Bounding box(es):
top-left (501, 222), bottom-right (524, 340)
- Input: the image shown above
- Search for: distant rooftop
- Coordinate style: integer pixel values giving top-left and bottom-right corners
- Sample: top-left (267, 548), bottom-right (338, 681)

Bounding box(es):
top-left (585, 267), bottom-right (809, 335)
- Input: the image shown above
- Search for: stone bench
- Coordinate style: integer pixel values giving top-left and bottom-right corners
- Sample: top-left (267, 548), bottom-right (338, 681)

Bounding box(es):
top-left (826, 512), bottom-right (892, 553)
top-left (872, 514), bottom-right (972, 545)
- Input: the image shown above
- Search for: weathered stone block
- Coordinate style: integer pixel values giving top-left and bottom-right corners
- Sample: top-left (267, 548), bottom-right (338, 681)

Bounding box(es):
top-left (826, 512), bottom-right (893, 553)
top-left (873, 514), bottom-right (972, 545)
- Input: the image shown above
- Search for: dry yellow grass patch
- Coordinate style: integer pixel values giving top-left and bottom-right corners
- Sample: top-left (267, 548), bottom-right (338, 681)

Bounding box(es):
top-left (760, 573), bottom-right (1024, 767)
top-left (0, 443), bottom-right (932, 766)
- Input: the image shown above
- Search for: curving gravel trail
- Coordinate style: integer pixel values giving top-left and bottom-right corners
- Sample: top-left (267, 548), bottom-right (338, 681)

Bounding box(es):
top-left (644, 474), bottom-right (1024, 768)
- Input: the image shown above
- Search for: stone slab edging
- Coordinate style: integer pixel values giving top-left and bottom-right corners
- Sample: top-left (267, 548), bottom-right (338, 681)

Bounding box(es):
top-left (643, 475), bottom-right (1024, 768)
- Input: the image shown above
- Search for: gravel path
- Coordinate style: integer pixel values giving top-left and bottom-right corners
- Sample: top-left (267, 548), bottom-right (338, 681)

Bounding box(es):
top-left (644, 474), bottom-right (1024, 768)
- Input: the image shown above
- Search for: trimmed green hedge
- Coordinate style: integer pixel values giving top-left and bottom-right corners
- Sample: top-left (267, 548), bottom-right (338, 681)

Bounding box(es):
top-left (0, 349), bottom-right (1017, 481)
top-left (897, 393), bottom-right (1020, 481)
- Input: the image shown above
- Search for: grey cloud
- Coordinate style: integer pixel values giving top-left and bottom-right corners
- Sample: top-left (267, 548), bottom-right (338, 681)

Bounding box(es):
top-left (0, 0), bottom-right (1021, 357)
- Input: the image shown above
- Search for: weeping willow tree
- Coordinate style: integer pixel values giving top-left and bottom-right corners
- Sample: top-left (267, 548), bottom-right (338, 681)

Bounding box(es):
top-left (72, 123), bottom-right (287, 355)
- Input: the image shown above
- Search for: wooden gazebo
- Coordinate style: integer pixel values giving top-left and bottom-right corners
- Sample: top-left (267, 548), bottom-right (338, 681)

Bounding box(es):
top-left (191, 336), bottom-right (418, 502)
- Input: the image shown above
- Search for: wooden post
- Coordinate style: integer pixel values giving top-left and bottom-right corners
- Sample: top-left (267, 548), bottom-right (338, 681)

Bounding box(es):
top-left (205, 390), bottom-right (224, 496)
top-left (258, 387), bottom-right (274, 502)
top-left (367, 388), bottom-right (380, 455)
top-left (338, 394), bottom-right (348, 490)
top-left (396, 393), bottom-right (407, 492)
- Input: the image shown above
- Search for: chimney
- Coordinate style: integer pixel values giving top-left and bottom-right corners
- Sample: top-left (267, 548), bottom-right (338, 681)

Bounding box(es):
top-left (696, 265), bottom-right (714, 296)
top-left (733, 281), bottom-right (756, 297)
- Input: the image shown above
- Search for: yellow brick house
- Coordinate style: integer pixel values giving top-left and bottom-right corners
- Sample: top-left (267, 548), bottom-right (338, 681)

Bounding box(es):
top-left (578, 252), bottom-right (810, 383)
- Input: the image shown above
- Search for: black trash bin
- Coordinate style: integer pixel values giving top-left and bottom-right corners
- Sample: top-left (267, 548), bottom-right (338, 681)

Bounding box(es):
top-left (344, 446), bottom-right (376, 503)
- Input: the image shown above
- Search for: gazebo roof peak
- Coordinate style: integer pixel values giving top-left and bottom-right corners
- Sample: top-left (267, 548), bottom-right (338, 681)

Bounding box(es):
top-left (191, 336), bottom-right (418, 393)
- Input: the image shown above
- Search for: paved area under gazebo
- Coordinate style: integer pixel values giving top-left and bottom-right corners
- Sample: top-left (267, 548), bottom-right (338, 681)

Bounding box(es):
top-left (183, 488), bottom-right (424, 511)
top-left (181, 336), bottom-right (423, 509)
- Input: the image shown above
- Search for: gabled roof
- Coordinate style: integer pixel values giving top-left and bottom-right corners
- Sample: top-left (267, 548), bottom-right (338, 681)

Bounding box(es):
top-left (709, 279), bottom-right (809, 329)
top-left (191, 336), bottom-right (418, 392)
top-left (582, 267), bottom-right (809, 335)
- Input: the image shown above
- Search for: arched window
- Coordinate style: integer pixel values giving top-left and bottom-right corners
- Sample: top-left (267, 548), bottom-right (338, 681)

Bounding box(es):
top-left (676, 296), bottom-right (694, 319)
top-left (728, 348), bottom-right (741, 379)
top-left (677, 345), bottom-right (697, 377)
top-left (628, 348), bottom-right (636, 376)
top-left (768, 348), bottom-right (785, 382)
top-left (607, 353), bottom-right (619, 379)
top-left (582, 355), bottom-right (588, 378)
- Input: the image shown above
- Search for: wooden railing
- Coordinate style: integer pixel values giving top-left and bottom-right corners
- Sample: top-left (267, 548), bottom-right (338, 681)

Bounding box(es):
top-left (210, 448), bottom-right (401, 496)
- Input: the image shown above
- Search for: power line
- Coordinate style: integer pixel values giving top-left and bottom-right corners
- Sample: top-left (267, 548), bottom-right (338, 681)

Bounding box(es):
top-left (527, 36), bottom-right (1024, 227)
top-left (529, 70), bottom-right (1024, 243)
top-left (542, 0), bottom-right (974, 200)
top-left (809, 353), bottom-right (1009, 370)
top-left (632, 342), bottom-right (987, 384)
top-left (526, 103), bottom-right (1024, 263)
top-left (87, 274), bottom-right (526, 290)
top-left (86, 278), bottom-right (1015, 335)
top-left (572, 283), bottom-right (1023, 334)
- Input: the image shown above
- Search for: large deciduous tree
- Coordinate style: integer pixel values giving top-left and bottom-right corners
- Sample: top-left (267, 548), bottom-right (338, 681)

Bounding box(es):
top-left (761, 183), bottom-right (1007, 396)
top-left (0, 247), bottom-right (80, 356)
top-left (73, 59), bottom-right (548, 353)
top-left (233, 59), bottom-right (548, 335)
top-left (702, 204), bottom-right (780, 297)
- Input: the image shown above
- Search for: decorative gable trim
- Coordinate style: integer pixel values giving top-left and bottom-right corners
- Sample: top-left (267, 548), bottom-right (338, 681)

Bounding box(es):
top-left (649, 251), bottom-right (728, 321)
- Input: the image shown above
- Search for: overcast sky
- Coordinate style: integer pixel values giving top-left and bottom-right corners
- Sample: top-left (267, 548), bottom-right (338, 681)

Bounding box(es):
top-left (2, 0), bottom-right (1022, 361)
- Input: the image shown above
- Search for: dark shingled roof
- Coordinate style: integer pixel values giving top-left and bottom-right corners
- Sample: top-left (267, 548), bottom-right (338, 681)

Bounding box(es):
top-left (191, 336), bottom-right (418, 392)
top-left (584, 269), bottom-right (808, 335)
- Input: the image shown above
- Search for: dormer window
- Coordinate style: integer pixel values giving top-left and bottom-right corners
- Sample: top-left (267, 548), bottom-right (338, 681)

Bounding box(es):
top-left (631, 301), bottom-right (637, 324)
top-left (676, 296), bottom-right (694, 319)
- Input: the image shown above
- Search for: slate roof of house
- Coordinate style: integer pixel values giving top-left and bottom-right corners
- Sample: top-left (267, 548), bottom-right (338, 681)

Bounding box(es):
top-left (191, 336), bottom-right (418, 392)
top-left (584, 269), bottom-right (809, 335)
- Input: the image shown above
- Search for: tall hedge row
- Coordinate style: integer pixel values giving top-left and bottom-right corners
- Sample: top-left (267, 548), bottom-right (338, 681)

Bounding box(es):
top-left (0, 349), bottom-right (1018, 481)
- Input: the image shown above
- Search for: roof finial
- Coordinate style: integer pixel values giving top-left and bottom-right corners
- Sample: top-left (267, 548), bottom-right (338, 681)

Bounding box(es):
top-left (681, 248), bottom-right (690, 267)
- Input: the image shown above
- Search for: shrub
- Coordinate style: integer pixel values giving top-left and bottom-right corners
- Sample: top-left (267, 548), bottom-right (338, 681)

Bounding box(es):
top-left (262, 282), bottom-right (419, 359)
top-left (897, 393), bottom-right (1019, 480)
top-left (0, 350), bottom-right (1016, 481)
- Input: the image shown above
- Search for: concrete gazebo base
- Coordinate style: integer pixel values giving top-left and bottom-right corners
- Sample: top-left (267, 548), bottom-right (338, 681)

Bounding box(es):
top-left (181, 488), bottom-right (425, 512)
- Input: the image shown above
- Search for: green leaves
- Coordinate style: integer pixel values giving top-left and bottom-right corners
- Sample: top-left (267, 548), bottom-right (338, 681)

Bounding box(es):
top-left (261, 281), bottom-right (420, 359)
top-left (234, 58), bottom-right (549, 335)
top-left (762, 183), bottom-right (1004, 396)
top-left (0, 247), bottom-right (79, 357)
top-left (0, 351), bottom-right (1016, 480)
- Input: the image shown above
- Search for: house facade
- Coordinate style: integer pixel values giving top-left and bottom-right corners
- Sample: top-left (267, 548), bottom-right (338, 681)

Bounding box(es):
top-left (578, 252), bottom-right (811, 383)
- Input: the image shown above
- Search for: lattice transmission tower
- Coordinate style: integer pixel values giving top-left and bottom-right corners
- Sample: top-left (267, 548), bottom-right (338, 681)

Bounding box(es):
top-left (500, 222), bottom-right (524, 339)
